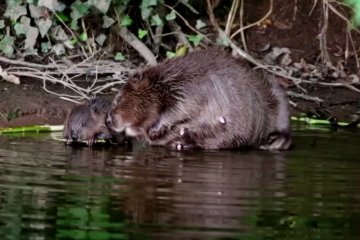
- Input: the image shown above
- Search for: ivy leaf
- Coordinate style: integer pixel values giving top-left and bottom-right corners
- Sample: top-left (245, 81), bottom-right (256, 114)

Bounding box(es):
top-left (102, 15), bottom-right (114, 28)
top-left (114, 52), bottom-right (126, 61)
top-left (140, 7), bottom-right (152, 20)
top-left (165, 10), bottom-right (176, 21)
top-left (79, 32), bottom-right (88, 42)
top-left (195, 19), bottom-right (206, 29)
top-left (6, 0), bottom-right (22, 8)
top-left (50, 25), bottom-right (68, 41)
top-left (187, 34), bottom-right (203, 46)
top-left (121, 15), bottom-right (132, 27)
top-left (4, 5), bottom-right (27, 21)
top-left (0, 20), bottom-right (4, 29)
top-left (14, 16), bottom-right (31, 36)
top-left (166, 51), bottom-right (176, 59)
top-left (41, 41), bottom-right (52, 53)
top-left (36, 18), bottom-right (52, 37)
top-left (70, 0), bottom-right (91, 21)
top-left (51, 43), bottom-right (65, 55)
top-left (151, 14), bottom-right (163, 26)
top-left (29, 5), bottom-right (44, 19)
top-left (96, 34), bottom-right (106, 46)
top-left (141, 0), bottom-right (157, 8)
top-left (216, 36), bottom-right (230, 46)
top-left (37, 0), bottom-right (66, 11)
top-left (137, 29), bottom-right (148, 39)
top-left (0, 36), bottom-right (15, 58)
top-left (87, 0), bottom-right (111, 14)
top-left (24, 26), bottom-right (39, 50)
top-left (56, 12), bottom-right (70, 22)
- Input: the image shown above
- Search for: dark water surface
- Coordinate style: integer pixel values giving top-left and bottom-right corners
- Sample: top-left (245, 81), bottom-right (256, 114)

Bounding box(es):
top-left (0, 127), bottom-right (359, 240)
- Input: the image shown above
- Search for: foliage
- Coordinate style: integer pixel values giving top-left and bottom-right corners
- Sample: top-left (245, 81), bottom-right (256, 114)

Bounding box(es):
top-left (0, 0), bottom-right (206, 59)
top-left (345, 0), bottom-right (360, 26)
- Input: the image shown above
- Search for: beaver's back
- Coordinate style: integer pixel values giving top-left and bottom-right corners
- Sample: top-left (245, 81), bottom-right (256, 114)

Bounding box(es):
top-left (146, 49), bottom-right (291, 149)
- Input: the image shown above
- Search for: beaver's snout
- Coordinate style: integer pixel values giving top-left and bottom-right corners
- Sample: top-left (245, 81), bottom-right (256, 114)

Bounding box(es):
top-left (70, 130), bottom-right (79, 142)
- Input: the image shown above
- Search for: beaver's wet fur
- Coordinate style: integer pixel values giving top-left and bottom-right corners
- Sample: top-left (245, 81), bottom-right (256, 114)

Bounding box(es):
top-left (107, 49), bottom-right (291, 150)
top-left (63, 96), bottom-right (127, 146)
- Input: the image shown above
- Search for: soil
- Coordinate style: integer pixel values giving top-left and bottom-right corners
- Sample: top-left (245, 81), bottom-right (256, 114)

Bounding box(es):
top-left (0, 0), bottom-right (359, 128)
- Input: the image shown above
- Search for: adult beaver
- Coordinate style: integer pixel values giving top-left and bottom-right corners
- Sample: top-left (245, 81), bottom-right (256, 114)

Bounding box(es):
top-left (106, 49), bottom-right (291, 150)
top-left (63, 96), bottom-right (127, 146)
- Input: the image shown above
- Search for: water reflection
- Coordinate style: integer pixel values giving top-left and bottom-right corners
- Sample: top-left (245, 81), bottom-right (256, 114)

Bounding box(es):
top-left (0, 128), bottom-right (359, 239)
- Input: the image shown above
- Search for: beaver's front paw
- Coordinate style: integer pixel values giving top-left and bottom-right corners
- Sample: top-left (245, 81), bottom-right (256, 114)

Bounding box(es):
top-left (148, 122), bottom-right (168, 141)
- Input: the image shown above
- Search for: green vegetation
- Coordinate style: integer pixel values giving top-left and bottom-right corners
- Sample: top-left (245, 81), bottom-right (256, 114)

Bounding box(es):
top-left (0, 0), bottom-right (208, 60)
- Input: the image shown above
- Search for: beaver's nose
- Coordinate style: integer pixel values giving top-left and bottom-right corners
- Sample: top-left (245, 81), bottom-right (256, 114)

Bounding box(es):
top-left (106, 114), bottom-right (112, 126)
top-left (70, 130), bottom-right (79, 142)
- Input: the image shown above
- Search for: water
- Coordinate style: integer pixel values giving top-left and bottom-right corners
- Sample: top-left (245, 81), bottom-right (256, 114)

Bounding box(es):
top-left (0, 127), bottom-right (359, 240)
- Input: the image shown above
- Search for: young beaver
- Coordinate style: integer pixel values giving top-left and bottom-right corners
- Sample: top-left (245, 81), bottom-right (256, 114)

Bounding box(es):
top-left (63, 96), bottom-right (127, 146)
top-left (106, 49), bottom-right (291, 150)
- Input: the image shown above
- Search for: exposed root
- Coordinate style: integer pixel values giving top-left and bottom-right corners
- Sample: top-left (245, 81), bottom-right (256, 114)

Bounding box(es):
top-left (0, 53), bottom-right (133, 102)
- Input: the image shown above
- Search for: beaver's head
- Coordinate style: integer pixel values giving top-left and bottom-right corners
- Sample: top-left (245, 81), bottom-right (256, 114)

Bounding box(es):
top-left (106, 72), bottom-right (162, 137)
top-left (63, 98), bottom-right (111, 142)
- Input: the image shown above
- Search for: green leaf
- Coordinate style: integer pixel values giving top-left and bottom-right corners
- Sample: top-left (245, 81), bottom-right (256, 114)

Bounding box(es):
top-left (141, 0), bottom-right (157, 8)
top-left (50, 26), bottom-right (68, 41)
top-left (24, 26), bottom-right (39, 50)
top-left (79, 32), bottom-right (88, 42)
top-left (29, 4), bottom-right (43, 19)
top-left (37, 0), bottom-right (66, 11)
top-left (51, 43), bottom-right (65, 55)
top-left (0, 36), bottom-right (15, 58)
top-left (195, 19), bottom-right (206, 29)
top-left (151, 14), bottom-right (163, 26)
top-left (114, 52), bottom-right (126, 61)
top-left (96, 34), bottom-right (106, 46)
top-left (87, 0), bottom-right (111, 14)
top-left (4, 5), bottom-right (27, 21)
top-left (187, 34), bottom-right (203, 46)
top-left (70, 19), bottom-right (79, 30)
top-left (137, 29), bottom-right (148, 39)
top-left (41, 41), bottom-right (52, 53)
top-left (5, 0), bottom-right (22, 8)
top-left (70, 0), bottom-right (91, 20)
top-left (14, 16), bottom-right (31, 36)
top-left (120, 15), bottom-right (132, 27)
top-left (102, 15), bottom-right (114, 28)
top-left (36, 18), bottom-right (52, 37)
top-left (0, 20), bottom-right (4, 29)
top-left (56, 12), bottom-right (71, 22)
top-left (216, 36), bottom-right (230, 46)
top-left (165, 10), bottom-right (176, 21)
top-left (140, 7), bottom-right (152, 20)
top-left (166, 51), bottom-right (176, 59)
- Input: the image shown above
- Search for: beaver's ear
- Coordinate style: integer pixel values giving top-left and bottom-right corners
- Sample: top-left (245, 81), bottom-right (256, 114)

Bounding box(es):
top-left (128, 72), bottom-right (150, 91)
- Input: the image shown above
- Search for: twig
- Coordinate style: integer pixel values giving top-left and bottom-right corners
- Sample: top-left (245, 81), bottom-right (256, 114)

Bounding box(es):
top-left (225, 0), bottom-right (240, 36)
top-left (167, 20), bottom-right (193, 50)
top-left (230, 0), bottom-right (273, 40)
top-left (287, 90), bottom-right (324, 102)
top-left (239, 0), bottom-right (248, 51)
top-left (319, 0), bottom-right (330, 64)
top-left (163, 4), bottom-right (211, 42)
top-left (114, 9), bottom-right (157, 66)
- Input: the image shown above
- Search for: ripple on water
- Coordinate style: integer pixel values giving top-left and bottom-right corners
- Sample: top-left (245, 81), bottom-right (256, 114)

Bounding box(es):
top-left (0, 129), bottom-right (359, 240)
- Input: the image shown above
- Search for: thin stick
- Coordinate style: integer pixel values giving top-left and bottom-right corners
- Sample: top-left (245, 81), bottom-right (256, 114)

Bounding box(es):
top-left (230, 0), bottom-right (273, 40)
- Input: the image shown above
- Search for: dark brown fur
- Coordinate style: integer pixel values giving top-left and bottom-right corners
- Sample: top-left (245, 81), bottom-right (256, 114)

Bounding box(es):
top-left (107, 49), bottom-right (291, 150)
top-left (63, 96), bottom-right (127, 146)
